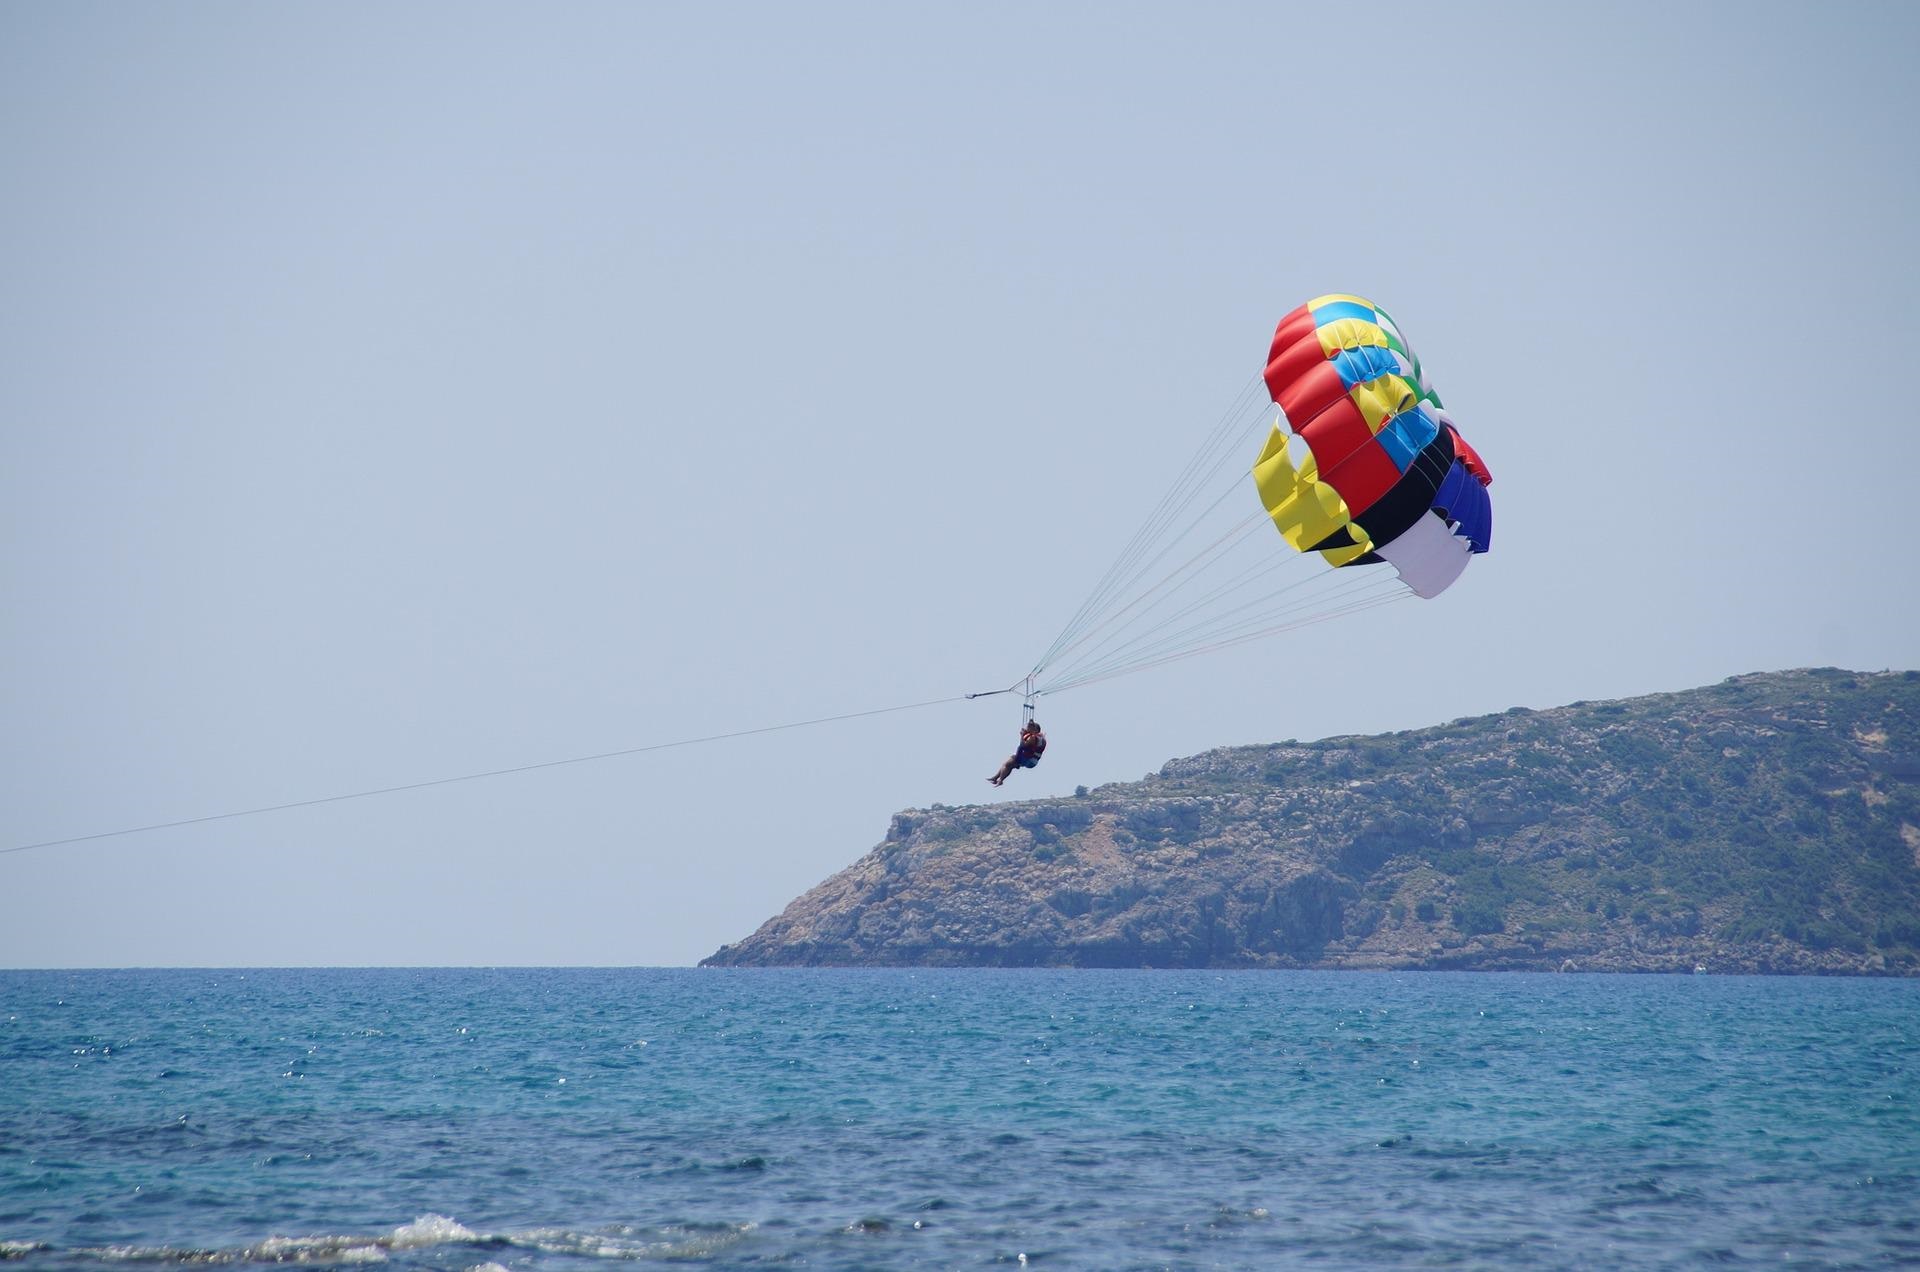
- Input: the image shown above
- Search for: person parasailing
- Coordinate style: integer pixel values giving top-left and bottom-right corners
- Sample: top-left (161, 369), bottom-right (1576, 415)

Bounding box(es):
top-left (989, 719), bottom-right (1046, 786)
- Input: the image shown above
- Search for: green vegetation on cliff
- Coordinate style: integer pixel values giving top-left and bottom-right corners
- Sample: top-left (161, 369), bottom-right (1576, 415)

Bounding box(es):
top-left (704, 669), bottom-right (1920, 973)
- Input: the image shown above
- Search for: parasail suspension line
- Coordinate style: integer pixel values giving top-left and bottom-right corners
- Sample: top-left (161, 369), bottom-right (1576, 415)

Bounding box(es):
top-left (6, 687), bottom-right (1016, 858)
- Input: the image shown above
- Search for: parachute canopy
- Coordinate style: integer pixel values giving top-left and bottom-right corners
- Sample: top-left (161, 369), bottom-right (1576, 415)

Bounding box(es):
top-left (1253, 294), bottom-right (1491, 598)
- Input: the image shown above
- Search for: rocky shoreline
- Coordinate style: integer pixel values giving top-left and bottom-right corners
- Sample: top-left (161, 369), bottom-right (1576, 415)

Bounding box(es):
top-left (705, 669), bottom-right (1920, 974)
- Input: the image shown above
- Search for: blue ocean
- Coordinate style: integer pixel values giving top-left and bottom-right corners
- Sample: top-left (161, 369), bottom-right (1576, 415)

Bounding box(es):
top-left (1, 969), bottom-right (1915, 1270)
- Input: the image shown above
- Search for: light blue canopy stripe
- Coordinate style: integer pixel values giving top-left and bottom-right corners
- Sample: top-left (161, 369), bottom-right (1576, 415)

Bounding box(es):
top-left (1330, 344), bottom-right (1402, 391)
top-left (1308, 299), bottom-right (1378, 325)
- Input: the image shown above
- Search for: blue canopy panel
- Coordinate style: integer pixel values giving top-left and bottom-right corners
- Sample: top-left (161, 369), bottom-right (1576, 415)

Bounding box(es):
top-left (1434, 460), bottom-right (1492, 554)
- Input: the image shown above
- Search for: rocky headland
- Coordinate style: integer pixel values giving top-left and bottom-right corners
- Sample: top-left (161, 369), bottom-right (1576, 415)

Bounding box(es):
top-left (704, 669), bottom-right (1920, 974)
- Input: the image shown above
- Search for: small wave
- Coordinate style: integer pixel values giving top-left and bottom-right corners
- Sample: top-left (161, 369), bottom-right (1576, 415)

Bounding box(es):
top-left (1584, 1176), bottom-right (1707, 1215)
top-left (17, 1219), bottom-right (760, 1268)
top-left (250, 1236), bottom-right (386, 1264)
top-left (511, 1223), bottom-right (752, 1262)
top-left (387, 1218), bottom-right (481, 1251)
top-left (244, 1215), bottom-right (493, 1264)
top-left (65, 1216), bottom-right (496, 1266)
top-left (67, 1245), bottom-right (229, 1264)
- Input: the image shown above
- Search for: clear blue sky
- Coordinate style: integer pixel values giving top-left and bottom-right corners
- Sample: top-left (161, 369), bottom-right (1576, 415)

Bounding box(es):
top-left (5, 1), bottom-right (1917, 967)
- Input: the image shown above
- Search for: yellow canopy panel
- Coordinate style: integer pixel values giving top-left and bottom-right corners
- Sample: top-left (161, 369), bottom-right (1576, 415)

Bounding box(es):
top-left (1251, 425), bottom-right (1373, 567)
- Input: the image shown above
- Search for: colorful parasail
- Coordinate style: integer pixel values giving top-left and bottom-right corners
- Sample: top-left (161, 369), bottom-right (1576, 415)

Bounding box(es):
top-left (1252, 294), bottom-right (1492, 598)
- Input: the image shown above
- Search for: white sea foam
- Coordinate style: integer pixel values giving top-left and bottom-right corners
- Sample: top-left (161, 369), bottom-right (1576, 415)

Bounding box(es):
top-left (518, 1227), bottom-right (657, 1259)
top-left (235, 1216), bottom-right (485, 1264)
top-left (252, 1235), bottom-right (386, 1263)
top-left (109, 1216), bottom-right (486, 1267)
top-left (389, 1216), bottom-right (481, 1249)
top-left (62, 1220), bottom-right (757, 1269)
top-left (515, 1224), bottom-right (751, 1261)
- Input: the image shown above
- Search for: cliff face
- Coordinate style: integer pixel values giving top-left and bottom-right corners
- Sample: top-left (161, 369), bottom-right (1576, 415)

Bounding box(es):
top-left (703, 669), bottom-right (1920, 974)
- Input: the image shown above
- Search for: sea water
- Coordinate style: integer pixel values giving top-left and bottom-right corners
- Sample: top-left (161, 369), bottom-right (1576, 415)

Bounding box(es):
top-left (1, 969), bottom-right (1915, 1270)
